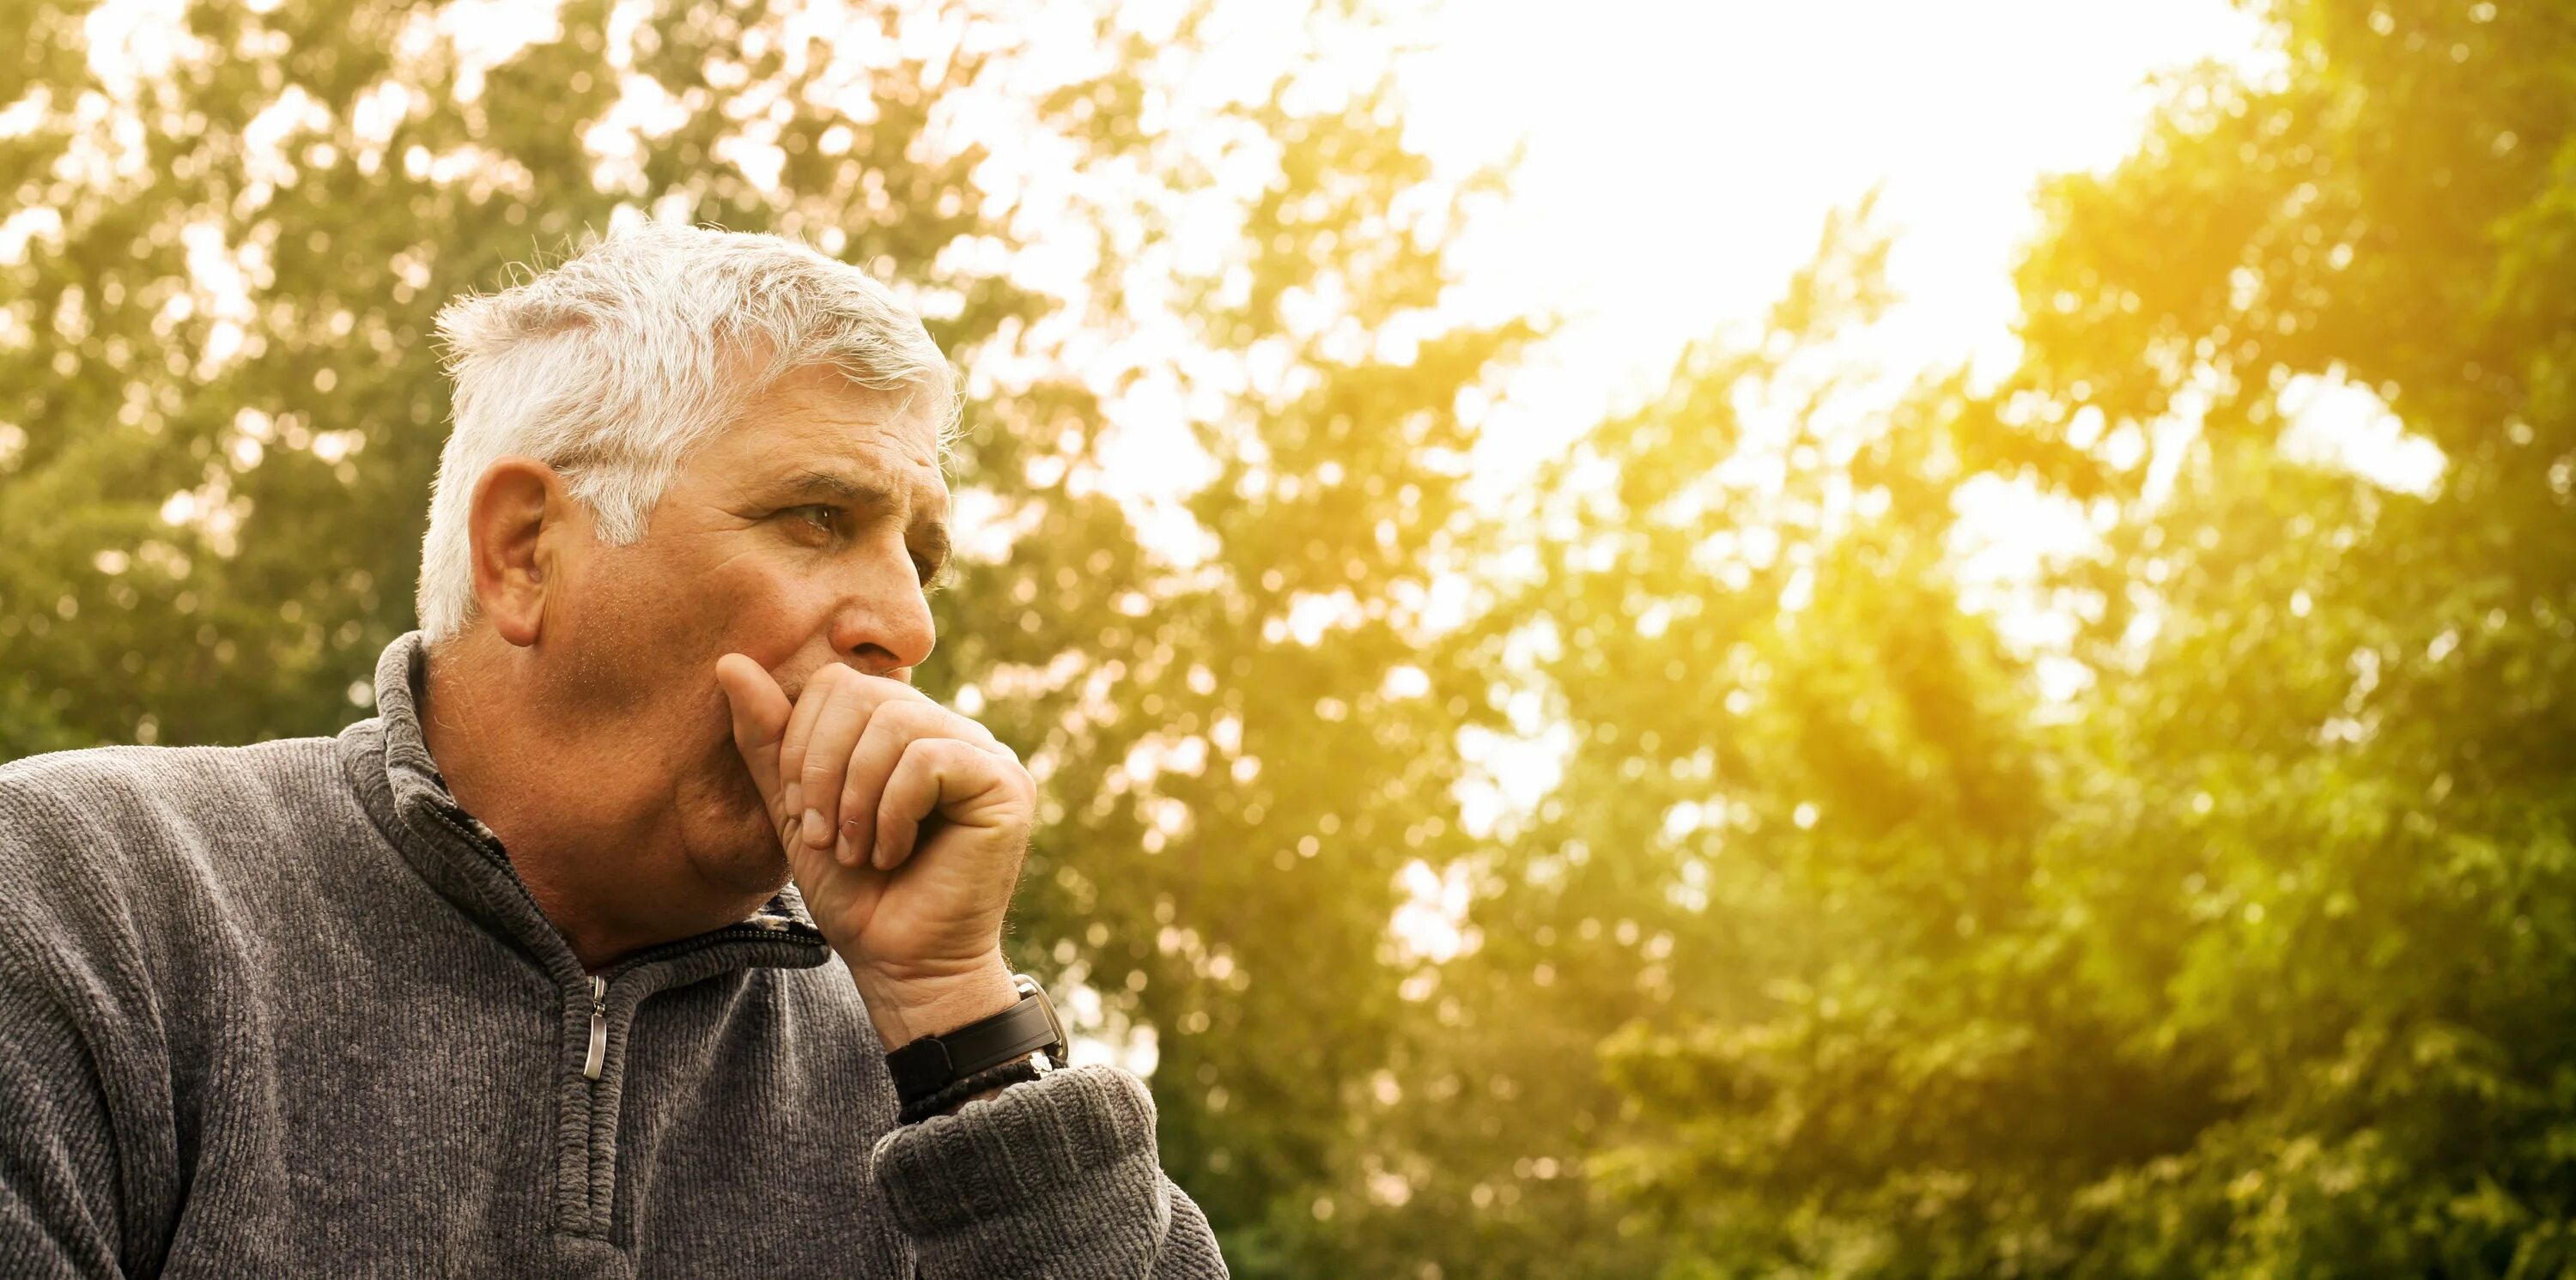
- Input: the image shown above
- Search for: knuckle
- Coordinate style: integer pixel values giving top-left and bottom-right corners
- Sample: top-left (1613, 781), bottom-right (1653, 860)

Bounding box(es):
top-left (872, 703), bottom-right (939, 743)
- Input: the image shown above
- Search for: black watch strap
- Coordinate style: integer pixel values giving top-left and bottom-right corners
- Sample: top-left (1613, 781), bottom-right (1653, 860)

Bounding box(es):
top-left (897, 1059), bottom-right (1042, 1125)
top-left (884, 974), bottom-right (1067, 1107)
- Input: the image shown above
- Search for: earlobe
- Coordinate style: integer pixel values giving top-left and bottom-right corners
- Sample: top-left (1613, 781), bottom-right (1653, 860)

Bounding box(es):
top-left (466, 455), bottom-right (562, 648)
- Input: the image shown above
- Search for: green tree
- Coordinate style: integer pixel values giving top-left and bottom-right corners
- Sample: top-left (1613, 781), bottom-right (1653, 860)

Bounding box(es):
top-left (922, 18), bottom-right (1533, 1269)
top-left (1592, 0), bottom-right (2576, 1274)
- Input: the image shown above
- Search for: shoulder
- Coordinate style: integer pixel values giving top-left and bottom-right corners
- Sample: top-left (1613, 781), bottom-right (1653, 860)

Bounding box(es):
top-left (0, 738), bottom-right (349, 949)
top-left (0, 737), bottom-right (345, 841)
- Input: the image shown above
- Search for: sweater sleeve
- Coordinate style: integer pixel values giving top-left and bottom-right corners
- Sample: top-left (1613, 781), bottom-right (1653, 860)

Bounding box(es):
top-left (0, 769), bottom-right (149, 1280)
top-left (867, 1065), bottom-right (1228, 1278)
top-left (0, 935), bottom-right (126, 1279)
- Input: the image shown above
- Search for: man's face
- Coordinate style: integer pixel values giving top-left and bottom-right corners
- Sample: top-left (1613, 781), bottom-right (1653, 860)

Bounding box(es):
top-left (538, 364), bottom-right (951, 893)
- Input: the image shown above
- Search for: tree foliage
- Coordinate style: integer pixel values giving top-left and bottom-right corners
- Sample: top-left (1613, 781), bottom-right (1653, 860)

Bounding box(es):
top-left (1590, 1), bottom-right (2576, 1274)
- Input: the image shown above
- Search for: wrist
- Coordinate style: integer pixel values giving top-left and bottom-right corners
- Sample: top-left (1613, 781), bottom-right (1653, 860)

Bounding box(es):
top-left (850, 954), bottom-right (1018, 1050)
top-left (881, 971), bottom-right (1070, 1124)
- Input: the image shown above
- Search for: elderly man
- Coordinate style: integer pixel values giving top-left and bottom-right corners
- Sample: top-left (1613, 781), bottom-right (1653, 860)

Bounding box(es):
top-left (0, 227), bottom-right (1228, 1277)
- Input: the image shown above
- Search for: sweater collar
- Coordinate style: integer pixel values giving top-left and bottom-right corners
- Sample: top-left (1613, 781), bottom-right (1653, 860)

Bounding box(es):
top-left (339, 632), bottom-right (828, 982)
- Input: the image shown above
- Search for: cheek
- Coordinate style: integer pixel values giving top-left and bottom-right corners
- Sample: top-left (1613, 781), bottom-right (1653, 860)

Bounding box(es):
top-left (543, 550), bottom-right (692, 708)
top-left (693, 550), bottom-right (843, 669)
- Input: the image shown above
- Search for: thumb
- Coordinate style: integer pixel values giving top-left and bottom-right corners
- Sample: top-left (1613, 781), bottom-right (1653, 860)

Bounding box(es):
top-left (714, 653), bottom-right (793, 818)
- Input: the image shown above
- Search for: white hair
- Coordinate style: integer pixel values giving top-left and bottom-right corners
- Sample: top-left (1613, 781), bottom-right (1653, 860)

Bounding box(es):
top-left (416, 225), bottom-right (957, 642)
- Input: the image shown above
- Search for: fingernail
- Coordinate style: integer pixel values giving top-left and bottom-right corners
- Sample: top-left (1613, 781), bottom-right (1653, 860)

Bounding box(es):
top-left (801, 808), bottom-right (825, 846)
top-left (784, 783), bottom-right (802, 817)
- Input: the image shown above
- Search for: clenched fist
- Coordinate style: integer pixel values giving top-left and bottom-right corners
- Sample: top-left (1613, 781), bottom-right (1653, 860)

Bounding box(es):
top-left (714, 656), bottom-right (1031, 1048)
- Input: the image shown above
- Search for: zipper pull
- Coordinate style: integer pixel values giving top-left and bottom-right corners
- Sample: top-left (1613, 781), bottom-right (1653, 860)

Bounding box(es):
top-left (582, 975), bottom-right (608, 1082)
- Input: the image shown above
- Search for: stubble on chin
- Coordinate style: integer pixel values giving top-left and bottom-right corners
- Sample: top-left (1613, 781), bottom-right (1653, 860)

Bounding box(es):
top-left (671, 716), bottom-right (794, 900)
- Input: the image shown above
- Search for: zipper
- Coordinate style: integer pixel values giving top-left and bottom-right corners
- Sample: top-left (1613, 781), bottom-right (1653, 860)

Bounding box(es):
top-left (409, 793), bottom-right (824, 1238)
top-left (582, 975), bottom-right (608, 1081)
top-left (571, 919), bottom-right (821, 1083)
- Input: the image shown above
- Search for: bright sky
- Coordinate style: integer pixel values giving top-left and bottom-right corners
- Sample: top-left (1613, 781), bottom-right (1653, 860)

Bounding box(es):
top-left (1067, 0), bottom-right (2289, 625)
top-left (1397, 0), bottom-right (2272, 484)
top-left (1379, 0), bottom-right (2285, 967)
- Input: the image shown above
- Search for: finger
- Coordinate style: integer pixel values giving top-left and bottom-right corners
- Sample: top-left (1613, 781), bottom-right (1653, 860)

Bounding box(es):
top-left (874, 737), bottom-right (1026, 873)
top-left (775, 664), bottom-right (849, 825)
top-left (834, 704), bottom-right (1018, 865)
top-left (797, 676), bottom-right (915, 852)
top-left (818, 682), bottom-right (995, 864)
top-left (714, 655), bottom-right (794, 835)
top-left (793, 676), bottom-right (872, 852)
top-left (835, 701), bottom-right (950, 869)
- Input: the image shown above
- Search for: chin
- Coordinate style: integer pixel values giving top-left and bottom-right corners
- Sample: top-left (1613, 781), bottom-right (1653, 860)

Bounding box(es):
top-left (673, 767), bottom-right (797, 900)
top-left (690, 807), bottom-right (795, 900)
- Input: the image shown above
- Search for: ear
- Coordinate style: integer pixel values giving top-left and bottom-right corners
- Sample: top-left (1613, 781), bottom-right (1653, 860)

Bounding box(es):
top-left (466, 455), bottom-right (576, 648)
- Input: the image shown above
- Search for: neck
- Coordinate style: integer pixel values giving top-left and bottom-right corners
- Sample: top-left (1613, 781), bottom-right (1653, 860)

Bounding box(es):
top-left (417, 631), bottom-right (771, 970)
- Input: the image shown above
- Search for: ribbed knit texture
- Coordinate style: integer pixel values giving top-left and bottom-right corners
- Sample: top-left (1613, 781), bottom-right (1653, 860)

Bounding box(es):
top-left (878, 1067), bottom-right (1170, 1275)
top-left (0, 634), bottom-right (1226, 1279)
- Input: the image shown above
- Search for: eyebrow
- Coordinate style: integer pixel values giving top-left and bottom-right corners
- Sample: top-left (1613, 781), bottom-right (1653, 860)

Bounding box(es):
top-left (781, 469), bottom-right (897, 508)
top-left (781, 468), bottom-right (952, 582)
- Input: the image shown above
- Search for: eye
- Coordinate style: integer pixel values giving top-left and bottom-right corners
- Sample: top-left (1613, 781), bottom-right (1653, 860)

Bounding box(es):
top-left (783, 505), bottom-right (842, 538)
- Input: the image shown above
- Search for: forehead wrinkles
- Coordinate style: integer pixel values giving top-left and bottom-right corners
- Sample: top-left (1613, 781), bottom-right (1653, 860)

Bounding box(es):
top-left (815, 435), bottom-right (950, 531)
top-left (769, 366), bottom-right (943, 468)
top-left (683, 373), bottom-right (945, 507)
top-left (756, 412), bottom-right (953, 554)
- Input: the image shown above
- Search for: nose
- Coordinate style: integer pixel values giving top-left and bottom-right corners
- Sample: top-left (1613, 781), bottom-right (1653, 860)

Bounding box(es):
top-left (827, 556), bottom-right (937, 679)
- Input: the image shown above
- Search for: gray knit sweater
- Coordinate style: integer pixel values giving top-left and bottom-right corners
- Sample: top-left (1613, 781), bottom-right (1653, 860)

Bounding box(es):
top-left (0, 636), bottom-right (1227, 1278)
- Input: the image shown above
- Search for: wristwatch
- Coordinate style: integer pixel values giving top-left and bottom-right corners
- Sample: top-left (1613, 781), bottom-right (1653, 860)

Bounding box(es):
top-left (885, 974), bottom-right (1068, 1119)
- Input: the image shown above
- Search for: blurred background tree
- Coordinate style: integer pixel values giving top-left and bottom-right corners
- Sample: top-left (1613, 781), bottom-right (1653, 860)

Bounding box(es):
top-left (4, 0), bottom-right (2571, 1275)
top-left (1593, 0), bottom-right (2576, 1275)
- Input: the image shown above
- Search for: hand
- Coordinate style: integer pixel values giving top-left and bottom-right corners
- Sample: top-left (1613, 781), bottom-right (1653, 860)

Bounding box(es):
top-left (715, 657), bottom-right (1031, 1048)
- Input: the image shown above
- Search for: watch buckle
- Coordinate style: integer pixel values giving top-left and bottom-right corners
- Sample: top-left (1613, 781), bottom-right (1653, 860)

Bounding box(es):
top-left (1013, 972), bottom-right (1069, 1070)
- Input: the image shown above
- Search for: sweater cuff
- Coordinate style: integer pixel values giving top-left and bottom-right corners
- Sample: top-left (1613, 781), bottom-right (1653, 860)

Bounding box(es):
top-left (870, 1065), bottom-right (1174, 1273)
